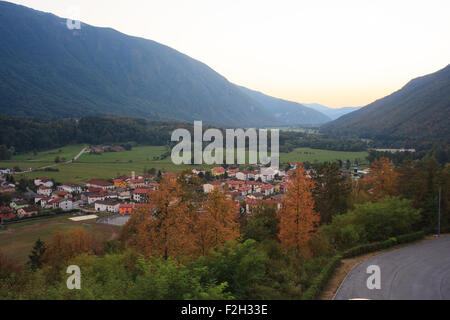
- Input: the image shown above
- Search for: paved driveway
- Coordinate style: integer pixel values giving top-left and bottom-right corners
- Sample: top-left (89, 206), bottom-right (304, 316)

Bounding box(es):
top-left (334, 236), bottom-right (450, 300)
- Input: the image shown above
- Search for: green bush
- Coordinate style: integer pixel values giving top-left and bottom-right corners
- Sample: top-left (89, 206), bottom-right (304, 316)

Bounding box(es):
top-left (342, 237), bottom-right (397, 259)
top-left (396, 231), bottom-right (425, 244)
top-left (324, 197), bottom-right (421, 250)
top-left (301, 254), bottom-right (342, 300)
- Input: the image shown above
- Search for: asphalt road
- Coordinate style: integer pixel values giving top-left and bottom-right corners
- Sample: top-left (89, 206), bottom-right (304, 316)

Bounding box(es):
top-left (334, 236), bottom-right (450, 300)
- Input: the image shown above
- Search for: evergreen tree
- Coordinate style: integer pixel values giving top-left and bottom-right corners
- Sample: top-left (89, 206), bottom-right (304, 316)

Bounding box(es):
top-left (27, 238), bottom-right (46, 271)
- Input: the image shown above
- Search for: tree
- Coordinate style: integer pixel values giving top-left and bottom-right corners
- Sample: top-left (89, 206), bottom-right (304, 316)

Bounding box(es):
top-left (278, 164), bottom-right (320, 257)
top-left (312, 162), bottom-right (351, 224)
top-left (243, 203), bottom-right (280, 242)
top-left (121, 175), bottom-right (195, 260)
top-left (42, 230), bottom-right (103, 270)
top-left (27, 238), bottom-right (46, 271)
top-left (370, 157), bottom-right (398, 201)
top-left (194, 189), bottom-right (240, 256)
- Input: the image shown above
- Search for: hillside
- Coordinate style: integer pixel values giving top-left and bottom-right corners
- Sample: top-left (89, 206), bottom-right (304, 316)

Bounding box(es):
top-left (238, 86), bottom-right (331, 125)
top-left (321, 65), bottom-right (450, 143)
top-left (0, 2), bottom-right (279, 127)
top-left (303, 104), bottom-right (361, 120)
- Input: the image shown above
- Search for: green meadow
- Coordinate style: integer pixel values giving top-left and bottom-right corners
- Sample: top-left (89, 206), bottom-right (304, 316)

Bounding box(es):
top-left (0, 215), bottom-right (118, 264)
top-left (1, 145), bottom-right (368, 184)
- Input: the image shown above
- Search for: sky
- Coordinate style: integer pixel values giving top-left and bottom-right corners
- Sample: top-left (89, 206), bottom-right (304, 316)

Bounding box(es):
top-left (7, 0), bottom-right (450, 108)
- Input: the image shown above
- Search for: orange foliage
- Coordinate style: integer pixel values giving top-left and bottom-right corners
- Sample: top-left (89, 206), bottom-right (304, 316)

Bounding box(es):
top-left (370, 157), bottom-right (398, 200)
top-left (278, 164), bottom-right (320, 256)
top-left (42, 229), bottom-right (103, 268)
top-left (194, 189), bottom-right (240, 256)
top-left (122, 174), bottom-right (195, 259)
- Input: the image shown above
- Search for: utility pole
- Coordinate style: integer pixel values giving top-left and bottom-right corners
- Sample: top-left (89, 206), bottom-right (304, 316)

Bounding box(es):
top-left (438, 188), bottom-right (441, 237)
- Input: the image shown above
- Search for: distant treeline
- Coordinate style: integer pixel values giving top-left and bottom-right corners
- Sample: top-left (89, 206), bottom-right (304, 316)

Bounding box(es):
top-left (279, 131), bottom-right (368, 153)
top-left (0, 116), bottom-right (188, 157)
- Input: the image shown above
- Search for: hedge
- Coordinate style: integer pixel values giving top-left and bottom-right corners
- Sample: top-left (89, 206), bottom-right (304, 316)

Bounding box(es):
top-left (342, 237), bottom-right (398, 259)
top-left (301, 254), bottom-right (342, 300)
top-left (300, 231), bottom-right (426, 300)
top-left (396, 231), bottom-right (425, 244)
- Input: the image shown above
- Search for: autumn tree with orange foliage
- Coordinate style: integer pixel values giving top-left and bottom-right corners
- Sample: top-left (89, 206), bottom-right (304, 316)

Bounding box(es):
top-left (194, 189), bottom-right (240, 256)
top-left (370, 157), bottom-right (398, 201)
top-left (121, 174), bottom-right (195, 260)
top-left (42, 229), bottom-right (103, 269)
top-left (278, 164), bottom-right (320, 257)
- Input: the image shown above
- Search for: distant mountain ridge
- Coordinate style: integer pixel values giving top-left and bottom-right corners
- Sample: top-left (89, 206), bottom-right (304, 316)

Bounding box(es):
top-left (321, 65), bottom-right (450, 143)
top-left (303, 104), bottom-right (361, 120)
top-left (0, 1), bottom-right (336, 128)
top-left (238, 86), bottom-right (331, 125)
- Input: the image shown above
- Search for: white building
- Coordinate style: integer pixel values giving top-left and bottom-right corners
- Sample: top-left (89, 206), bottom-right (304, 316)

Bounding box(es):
top-left (95, 201), bottom-right (120, 213)
top-left (37, 185), bottom-right (52, 197)
top-left (34, 178), bottom-right (54, 188)
top-left (58, 183), bottom-right (82, 194)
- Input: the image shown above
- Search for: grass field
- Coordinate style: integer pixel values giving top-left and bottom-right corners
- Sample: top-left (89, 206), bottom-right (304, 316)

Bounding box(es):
top-left (11, 144), bottom-right (88, 163)
top-left (1, 145), bottom-right (368, 183)
top-left (280, 148), bottom-right (369, 165)
top-left (0, 215), bottom-right (119, 264)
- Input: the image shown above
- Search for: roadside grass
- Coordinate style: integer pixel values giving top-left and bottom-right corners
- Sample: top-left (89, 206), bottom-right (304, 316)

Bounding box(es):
top-left (0, 215), bottom-right (119, 264)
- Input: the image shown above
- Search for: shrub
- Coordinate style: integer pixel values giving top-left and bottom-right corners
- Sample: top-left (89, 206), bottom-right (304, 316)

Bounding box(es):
top-left (324, 197), bottom-right (421, 250)
top-left (301, 254), bottom-right (342, 300)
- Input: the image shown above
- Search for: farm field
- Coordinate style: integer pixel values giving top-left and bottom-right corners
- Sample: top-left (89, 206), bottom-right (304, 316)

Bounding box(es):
top-left (0, 215), bottom-right (119, 264)
top-left (2, 145), bottom-right (369, 184)
top-left (11, 144), bottom-right (88, 163)
top-left (280, 148), bottom-right (369, 165)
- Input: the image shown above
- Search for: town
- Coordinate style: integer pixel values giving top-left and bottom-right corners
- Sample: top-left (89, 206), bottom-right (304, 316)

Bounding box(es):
top-left (0, 163), bottom-right (319, 224)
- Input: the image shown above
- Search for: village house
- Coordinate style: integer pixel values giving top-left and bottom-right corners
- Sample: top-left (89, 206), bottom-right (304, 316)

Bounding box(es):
top-left (37, 197), bottom-right (51, 208)
top-left (0, 168), bottom-right (11, 175)
top-left (17, 206), bottom-right (38, 218)
top-left (0, 184), bottom-right (15, 194)
top-left (86, 179), bottom-right (115, 191)
top-left (239, 186), bottom-right (252, 197)
top-left (37, 185), bottom-right (52, 197)
top-left (114, 179), bottom-right (127, 189)
top-left (10, 199), bottom-right (29, 211)
top-left (192, 168), bottom-right (206, 176)
top-left (117, 190), bottom-right (131, 201)
top-left (148, 183), bottom-right (160, 191)
top-left (211, 166), bottom-right (225, 177)
top-left (261, 185), bottom-right (275, 196)
top-left (95, 200), bottom-right (120, 213)
top-left (52, 190), bottom-right (71, 199)
top-left (58, 183), bottom-right (82, 194)
top-left (235, 171), bottom-right (248, 181)
top-left (248, 192), bottom-right (264, 200)
top-left (48, 198), bottom-right (73, 211)
top-left (227, 180), bottom-right (245, 190)
top-left (0, 207), bottom-right (15, 220)
top-left (226, 168), bottom-right (239, 177)
top-left (133, 188), bottom-right (151, 203)
top-left (127, 179), bottom-right (146, 189)
top-left (34, 177), bottom-right (54, 188)
top-left (119, 203), bottom-right (134, 215)
top-left (203, 181), bottom-right (224, 194)
top-left (87, 193), bottom-right (106, 205)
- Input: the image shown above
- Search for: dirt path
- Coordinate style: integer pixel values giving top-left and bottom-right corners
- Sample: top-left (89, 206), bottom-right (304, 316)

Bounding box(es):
top-left (319, 234), bottom-right (450, 300)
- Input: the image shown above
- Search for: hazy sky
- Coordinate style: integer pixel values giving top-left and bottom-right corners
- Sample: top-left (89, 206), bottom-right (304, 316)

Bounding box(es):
top-left (7, 0), bottom-right (450, 108)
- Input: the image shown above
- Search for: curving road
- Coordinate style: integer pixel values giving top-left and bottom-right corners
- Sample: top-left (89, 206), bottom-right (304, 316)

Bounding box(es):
top-left (334, 236), bottom-right (450, 300)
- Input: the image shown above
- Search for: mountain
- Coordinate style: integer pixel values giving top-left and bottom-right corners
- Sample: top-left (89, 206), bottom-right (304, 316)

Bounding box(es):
top-left (321, 65), bottom-right (450, 143)
top-left (303, 104), bottom-right (361, 120)
top-left (0, 1), bottom-right (280, 128)
top-left (238, 86), bottom-right (331, 125)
